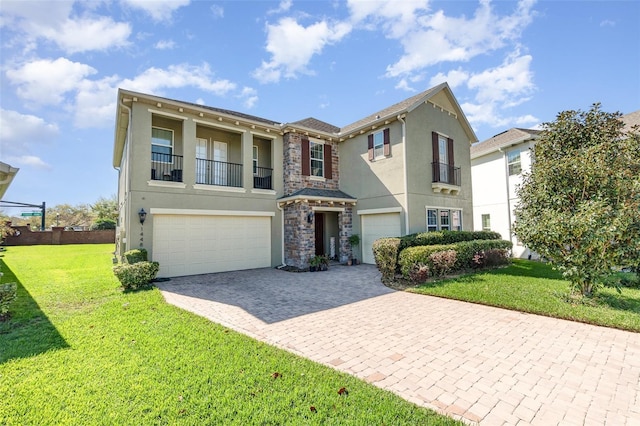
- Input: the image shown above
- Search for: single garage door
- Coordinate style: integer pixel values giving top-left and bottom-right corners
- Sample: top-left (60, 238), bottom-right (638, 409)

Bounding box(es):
top-left (152, 213), bottom-right (271, 277)
top-left (361, 213), bottom-right (401, 264)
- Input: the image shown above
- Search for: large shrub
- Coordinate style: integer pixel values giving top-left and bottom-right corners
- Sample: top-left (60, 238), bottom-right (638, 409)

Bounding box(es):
top-left (398, 244), bottom-right (456, 276)
top-left (372, 238), bottom-right (401, 281)
top-left (113, 261), bottom-right (159, 290)
top-left (90, 218), bottom-right (116, 230)
top-left (400, 230), bottom-right (502, 251)
top-left (123, 248), bottom-right (148, 264)
top-left (0, 282), bottom-right (17, 316)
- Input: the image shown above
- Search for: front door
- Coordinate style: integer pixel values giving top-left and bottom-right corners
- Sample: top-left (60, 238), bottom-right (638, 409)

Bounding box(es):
top-left (315, 212), bottom-right (324, 255)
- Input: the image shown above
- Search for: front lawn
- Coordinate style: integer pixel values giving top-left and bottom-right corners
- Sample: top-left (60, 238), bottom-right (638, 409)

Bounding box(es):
top-left (0, 244), bottom-right (459, 425)
top-left (409, 259), bottom-right (640, 332)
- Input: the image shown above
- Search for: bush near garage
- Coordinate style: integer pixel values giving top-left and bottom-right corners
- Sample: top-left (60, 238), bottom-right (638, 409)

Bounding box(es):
top-left (113, 261), bottom-right (159, 290)
top-left (123, 248), bottom-right (148, 264)
top-left (372, 237), bottom-right (401, 281)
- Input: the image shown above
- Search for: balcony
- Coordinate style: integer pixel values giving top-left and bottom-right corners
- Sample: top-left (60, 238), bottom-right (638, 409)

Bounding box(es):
top-left (253, 166), bottom-right (273, 190)
top-left (431, 162), bottom-right (461, 195)
top-left (196, 158), bottom-right (243, 187)
top-left (151, 153), bottom-right (183, 182)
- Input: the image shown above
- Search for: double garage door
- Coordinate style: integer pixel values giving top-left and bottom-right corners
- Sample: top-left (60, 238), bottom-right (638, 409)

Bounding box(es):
top-left (361, 212), bottom-right (401, 264)
top-left (152, 213), bottom-right (271, 277)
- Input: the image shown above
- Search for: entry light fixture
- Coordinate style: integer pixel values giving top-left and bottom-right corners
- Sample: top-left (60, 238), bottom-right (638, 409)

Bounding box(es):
top-left (306, 211), bottom-right (314, 224)
top-left (138, 208), bottom-right (147, 225)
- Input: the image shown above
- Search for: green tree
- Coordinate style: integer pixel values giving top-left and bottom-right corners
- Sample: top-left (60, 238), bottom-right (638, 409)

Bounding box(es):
top-left (46, 204), bottom-right (93, 229)
top-left (513, 104), bottom-right (640, 296)
top-left (91, 195), bottom-right (118, 221)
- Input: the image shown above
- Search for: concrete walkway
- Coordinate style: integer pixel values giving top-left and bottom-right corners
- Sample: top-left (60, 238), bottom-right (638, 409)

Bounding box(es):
top-left (157, 264), bottom-right (640, 425)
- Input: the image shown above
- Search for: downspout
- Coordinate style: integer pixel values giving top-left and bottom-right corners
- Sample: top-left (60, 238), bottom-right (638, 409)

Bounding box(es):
top-left (498, 147), bottom-right (513, 243)
top-left (276, 202), bottom-right (286, 267)
top-left (398, 115), bottom-right (409, 235)
top-left (116, 100), bottom-right (133, 257)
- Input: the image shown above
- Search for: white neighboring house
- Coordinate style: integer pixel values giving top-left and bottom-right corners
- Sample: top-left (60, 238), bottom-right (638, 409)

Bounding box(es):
top-left (471, 110), bottom-right (640, 259)
top-left (470, 128), bottom-right (540, 259)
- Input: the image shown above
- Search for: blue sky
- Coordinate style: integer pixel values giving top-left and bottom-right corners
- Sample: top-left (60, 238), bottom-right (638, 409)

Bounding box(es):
top-left (1, 0), bottom-right (639, 210)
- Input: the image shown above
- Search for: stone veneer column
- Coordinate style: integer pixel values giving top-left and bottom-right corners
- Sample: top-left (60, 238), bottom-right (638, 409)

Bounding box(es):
top-left (283, 202), bottom-right (315, 268)
top-left (283, 133), bottom-right (302, 195)
top-left (339, 206), bottom-right (353, 263)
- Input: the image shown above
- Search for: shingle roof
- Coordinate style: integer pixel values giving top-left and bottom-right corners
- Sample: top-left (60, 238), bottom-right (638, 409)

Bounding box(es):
top-left (290, 117), bottom-right (341, 134)
top-left (340, 85), bottom-right (442, 135)
top-left (470, 128), bottom-right (541, 158)
top-left (281, 188), bottom-right (356, 200)
top-left (622, 110), bottom-right (640, 133)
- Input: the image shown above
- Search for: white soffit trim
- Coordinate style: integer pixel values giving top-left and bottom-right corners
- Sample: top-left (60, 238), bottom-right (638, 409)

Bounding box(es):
top-left (148, 108), bottom-right (187, 120)
top-left (150, 208), bottom-right (275, 217)
top-left (357, 207), bottom-right (403, 215)
top-left (312, 206), bottom-right (345, 212)
top-left (193, 118), bottom-right (246, 133)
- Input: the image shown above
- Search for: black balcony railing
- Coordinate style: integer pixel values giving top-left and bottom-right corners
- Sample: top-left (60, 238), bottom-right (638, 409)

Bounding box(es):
top-left (432, 162), bottom-right (461, 186)
top-left (151, 153), bottom-right (183, 182)
top-left (253, 166), bottom-right (273, 190)
top-left (195, 158), bottom-right (243, 187)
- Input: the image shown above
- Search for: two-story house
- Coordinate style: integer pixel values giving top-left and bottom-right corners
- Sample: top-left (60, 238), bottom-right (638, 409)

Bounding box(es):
top-left (113, 83), bottom-right (477, 277)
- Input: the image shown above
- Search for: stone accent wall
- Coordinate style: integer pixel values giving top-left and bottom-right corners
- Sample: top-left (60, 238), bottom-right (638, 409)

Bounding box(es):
top-left (283, 201), bottom-right (354, 268)
top-left (283, 202), bottom-right (314, 268)
top-left (282, 133), bottom-right (340, 195)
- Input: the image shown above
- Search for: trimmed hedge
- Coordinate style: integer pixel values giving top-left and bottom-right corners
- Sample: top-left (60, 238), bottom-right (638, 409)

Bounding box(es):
top-left (399, 230), bottom-right (502, 251)
top-left (399, 239), bottom-right (513, 277)
top-left (123, 248), bottom-right (148, 264)
top-left (113, 261), bottom-right (159, 290)
top-left (372, 238), bottom-right (401, 281)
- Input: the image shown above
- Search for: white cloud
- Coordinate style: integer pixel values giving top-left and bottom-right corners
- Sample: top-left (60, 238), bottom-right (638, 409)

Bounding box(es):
top-left (120, 63), bottom-right (236, 95)
top-left (429, 68), bottom-right (470, 89)
top-left (348, 0), bottom-right (430, 38)
top-left (120, 0), bottom-right (190, 22)
top-left (239, 87), bottom-right (258, 109)
top-left (195, 98), bottom-right (206, 105)
top-left (0, 109), bottom-right (58, 169)
top-left (600, 19), bottom-right (615, 27)
top-left (6, 57), bottom-right (97, 106)
top-left (210, 4), bottom-right (224, 19)
top-left (268, 0), bottom-right (293, 15)
top-left (155, 39), bottom-right (176, 49)
top-left (385, 0), bottom-right (536, 77)
top-left (1, 1), bottom-right (131, 54)
top-left (467, 52), bottom-right (535, 105)
top-left (253, 17), bottom-right (352, 83)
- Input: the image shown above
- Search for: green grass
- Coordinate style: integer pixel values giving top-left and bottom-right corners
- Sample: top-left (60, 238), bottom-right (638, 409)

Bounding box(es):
top-left (409, 259), bottom-right (640, 332)
top-left (0, 245), bottom-right (459, 425)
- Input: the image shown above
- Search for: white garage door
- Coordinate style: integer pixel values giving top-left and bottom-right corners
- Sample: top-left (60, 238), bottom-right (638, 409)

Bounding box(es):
top-left (152, 214), bottom-right (271, 277)
top-left (361, 213), bottom-right (401, 264)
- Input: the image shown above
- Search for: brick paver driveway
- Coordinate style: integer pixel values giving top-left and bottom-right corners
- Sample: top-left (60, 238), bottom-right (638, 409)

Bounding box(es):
top-left (157, 264), bottom-right (640, 425)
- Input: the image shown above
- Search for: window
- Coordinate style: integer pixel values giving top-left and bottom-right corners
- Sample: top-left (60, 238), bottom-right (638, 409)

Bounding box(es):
top-left (426, 208), bottom-right (463, 232)
top-left (310, 141), bottom-right (324, 177)
top-left (373, 131), bottom-right (384, 158)
top-left (427, 209), bottom-right (438, 232)
top-left (507, 150), bottom-right (521, 175)
top-left (481, 214), bottom-right (491, 231)
top-left (152, 127), bottom-right (173, 162)
top-left (253, 146), bottom-right (258, 175)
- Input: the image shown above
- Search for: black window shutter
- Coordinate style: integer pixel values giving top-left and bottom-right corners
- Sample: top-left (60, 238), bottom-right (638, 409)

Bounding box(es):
top-left (368, 134), bottom-right (374, 161)
top-left (383, 128), bottom-right (390, 156)
top-left (323, 143), bottom-right (332, 178)
top-left (301, 137), bottom-right (310, 176)
top-left (431, 132), bottom-right (439, 163)
top-left (447, 137), bottom-right (454, 166)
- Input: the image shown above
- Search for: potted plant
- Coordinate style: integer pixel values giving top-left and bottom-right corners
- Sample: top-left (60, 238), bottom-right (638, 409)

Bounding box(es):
top-left (348, 234), bottom-right (360, 265)
top-left (319, 254), bottom-right (329, 271)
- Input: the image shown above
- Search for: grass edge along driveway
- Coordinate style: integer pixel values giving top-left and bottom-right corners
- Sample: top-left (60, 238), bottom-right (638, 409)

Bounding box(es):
top-left (0, 244), bottom-right (460, 425)
top-left (409, 259), bottom-right (640, 333)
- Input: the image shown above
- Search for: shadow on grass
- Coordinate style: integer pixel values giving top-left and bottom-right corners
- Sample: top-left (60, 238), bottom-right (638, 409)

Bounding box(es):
top-left (0, 260), bottom-right (69, 364)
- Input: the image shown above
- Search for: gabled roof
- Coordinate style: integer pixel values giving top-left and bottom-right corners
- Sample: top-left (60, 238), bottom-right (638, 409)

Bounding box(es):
top-left (339, 82), bottom-right (477, 143)
top-left (290, 117), bottom-right (340, 134)
top-left (471, 128), bottom-right (541, 159)
top-left (0, 161), bottom-right (19, 200)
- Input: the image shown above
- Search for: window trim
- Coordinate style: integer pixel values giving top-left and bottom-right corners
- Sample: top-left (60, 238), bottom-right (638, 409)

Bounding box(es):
top-left (481, 214), bottom-right (491, 231)
top-left (426, 207), bottom-right (463, 232)
top-left (152, 126), bottom-right (174, 164)
top-left (310, 140), bottom-right (324, 177)
top-left (507, 150), bottom-right (521, 176)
